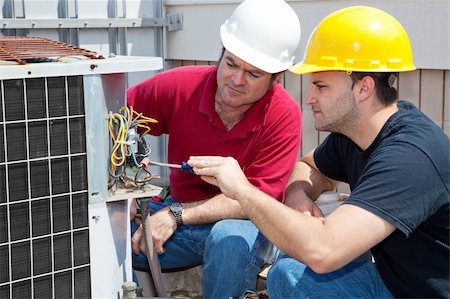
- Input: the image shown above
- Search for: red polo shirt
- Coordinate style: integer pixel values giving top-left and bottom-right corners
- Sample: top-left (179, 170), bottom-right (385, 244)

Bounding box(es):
top-left (127, 66), bottom-right (301, 202)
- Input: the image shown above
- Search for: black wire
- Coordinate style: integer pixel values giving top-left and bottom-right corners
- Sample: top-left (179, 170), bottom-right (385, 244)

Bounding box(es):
top-left (134, 167), bottom-right (154, 186)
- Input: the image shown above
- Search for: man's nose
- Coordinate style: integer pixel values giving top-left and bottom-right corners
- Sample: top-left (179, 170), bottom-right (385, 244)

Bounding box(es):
top-left (232, 70), bottom-right (246, 85)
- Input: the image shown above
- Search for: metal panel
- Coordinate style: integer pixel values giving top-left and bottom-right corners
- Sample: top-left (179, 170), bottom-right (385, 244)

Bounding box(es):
top-left (164, 2), bottom-right (229, 61)
top-left (77, 0), bottom-right (108, 18)
top-left (0, 56), bottom-right (163, 80)
top-left (82, 59), bottom-right (162, 298)
top-left (83, 74), bottom-right (114, 205)
top-left (22, 0), bottom-right (58, 18)
top-left (88, 200), bottom-right (131, 299)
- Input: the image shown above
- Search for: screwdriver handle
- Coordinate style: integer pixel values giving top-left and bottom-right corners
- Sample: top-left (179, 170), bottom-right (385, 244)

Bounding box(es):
top-left (181, 161), bottom-right (194, 173)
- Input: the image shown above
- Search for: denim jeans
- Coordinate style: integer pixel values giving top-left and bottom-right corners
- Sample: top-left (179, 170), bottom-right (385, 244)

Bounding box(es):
top-left (131, 196), bottom-right (272, 299)
top-left (267, 254), bottom-right (394, 299)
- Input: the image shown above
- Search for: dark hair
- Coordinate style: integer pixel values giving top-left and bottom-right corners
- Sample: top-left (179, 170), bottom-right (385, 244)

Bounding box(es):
top-left (350, 72), bottom-right (398, 105)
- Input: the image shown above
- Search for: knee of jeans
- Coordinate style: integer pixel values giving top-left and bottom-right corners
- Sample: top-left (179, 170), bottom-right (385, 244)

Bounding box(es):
top-left (268, 256), bottom-right (306, 286)
top-left (205, 220), bottom-right (248, 252)
top-left (206, 222), bottom-right (231, 249)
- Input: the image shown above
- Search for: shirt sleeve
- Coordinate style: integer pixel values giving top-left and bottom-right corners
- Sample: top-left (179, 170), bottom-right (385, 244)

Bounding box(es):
top-left (346, 142), bottom-right (446, 236)
top-left (314, 133), bottom-right (352, 183)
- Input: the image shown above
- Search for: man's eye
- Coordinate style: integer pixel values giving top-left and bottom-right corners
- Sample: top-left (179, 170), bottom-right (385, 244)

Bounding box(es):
top-left (248, 72), bottom-right (261, 78)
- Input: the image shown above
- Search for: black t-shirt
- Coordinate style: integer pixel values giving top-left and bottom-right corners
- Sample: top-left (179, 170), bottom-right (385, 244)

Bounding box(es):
top-left (314, 100), bottom-right (450, 298)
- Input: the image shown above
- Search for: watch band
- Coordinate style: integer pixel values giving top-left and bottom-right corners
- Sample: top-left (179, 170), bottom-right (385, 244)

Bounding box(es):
top-left (170, 202), bottom-right (183, 227)
top-left (174, 212), bottom-right (183, 227)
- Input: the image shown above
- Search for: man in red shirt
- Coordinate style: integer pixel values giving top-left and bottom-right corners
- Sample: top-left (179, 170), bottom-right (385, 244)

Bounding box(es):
top-left (127, 0), bottom-right (301, 297)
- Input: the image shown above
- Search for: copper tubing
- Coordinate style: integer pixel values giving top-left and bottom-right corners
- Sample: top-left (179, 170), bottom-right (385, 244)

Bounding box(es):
top-left (0, 36), bottom-right (103, 64)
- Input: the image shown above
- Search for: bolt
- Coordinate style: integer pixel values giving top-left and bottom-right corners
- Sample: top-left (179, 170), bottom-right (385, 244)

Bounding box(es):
top-left (122, 281), bottom-right (137, 298)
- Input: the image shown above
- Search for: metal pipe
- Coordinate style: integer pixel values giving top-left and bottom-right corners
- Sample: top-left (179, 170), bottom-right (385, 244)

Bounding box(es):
top-left (140, 200), bottom-right (167, 297)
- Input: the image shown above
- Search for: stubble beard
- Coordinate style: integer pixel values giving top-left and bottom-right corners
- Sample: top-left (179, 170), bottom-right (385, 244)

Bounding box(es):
top-left (315, 91), bottom-right (358, 134)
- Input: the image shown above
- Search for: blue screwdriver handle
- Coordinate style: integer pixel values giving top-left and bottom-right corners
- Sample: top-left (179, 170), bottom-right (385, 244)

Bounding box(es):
top-left (181, 161), bottom-right (194, 173)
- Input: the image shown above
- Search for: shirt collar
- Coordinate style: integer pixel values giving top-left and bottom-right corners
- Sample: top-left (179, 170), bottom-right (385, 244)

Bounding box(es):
top-left (199, 68), bottom-right (273, 137)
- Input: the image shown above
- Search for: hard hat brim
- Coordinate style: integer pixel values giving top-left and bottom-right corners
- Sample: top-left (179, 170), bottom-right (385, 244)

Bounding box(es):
top-left (289, 62), bottom-right (416, 75)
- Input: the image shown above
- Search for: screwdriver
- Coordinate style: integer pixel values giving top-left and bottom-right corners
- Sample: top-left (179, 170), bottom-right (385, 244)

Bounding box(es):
top-left (148, 160), bottom-right (194, 173)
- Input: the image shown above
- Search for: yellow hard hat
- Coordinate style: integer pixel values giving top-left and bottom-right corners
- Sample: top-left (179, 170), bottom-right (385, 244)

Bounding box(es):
top-left (290, 6), bottom-right (416, 75)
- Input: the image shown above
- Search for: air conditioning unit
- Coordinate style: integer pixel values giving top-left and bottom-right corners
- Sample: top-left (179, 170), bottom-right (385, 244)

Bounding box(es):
top-left (0, 53), bottom-right (162, 298)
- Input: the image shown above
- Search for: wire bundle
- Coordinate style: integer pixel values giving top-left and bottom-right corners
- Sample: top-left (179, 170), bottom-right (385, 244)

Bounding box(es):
top-left (108, 106), bottom-right (158, 189)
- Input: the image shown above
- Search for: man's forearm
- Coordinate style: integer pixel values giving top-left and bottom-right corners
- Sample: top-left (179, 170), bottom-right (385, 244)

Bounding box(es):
top-left (287, 159), bottom-right (337, 201)
top-left (181, 193), bottom-right (247, 225)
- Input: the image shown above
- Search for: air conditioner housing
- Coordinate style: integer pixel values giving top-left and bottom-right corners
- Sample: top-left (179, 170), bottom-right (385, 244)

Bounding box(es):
top-left (0, 56), bottom-right (162, 299)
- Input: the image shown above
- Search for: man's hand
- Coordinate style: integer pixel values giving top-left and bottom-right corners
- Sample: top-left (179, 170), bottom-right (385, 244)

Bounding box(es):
top-left (131, 207), bottom-right (178, 255)
top-left (188, 156), bottom-right (250, 200)
top-left (131, 223), bottom-right (145, 254)
top-left (285, 183), bottom-right (325, 218)
top-left (148, 208), bottom-right (178, 254)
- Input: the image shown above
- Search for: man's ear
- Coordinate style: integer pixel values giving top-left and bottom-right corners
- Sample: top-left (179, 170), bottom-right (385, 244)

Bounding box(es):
top-left (271, 73), bottom-right (282, 87)
top-left (357, 75), bottom-right (376, 100)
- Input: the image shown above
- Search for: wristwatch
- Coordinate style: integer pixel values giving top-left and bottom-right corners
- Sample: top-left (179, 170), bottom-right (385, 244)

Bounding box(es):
top-left (169, 202), bottom-right (184, 227)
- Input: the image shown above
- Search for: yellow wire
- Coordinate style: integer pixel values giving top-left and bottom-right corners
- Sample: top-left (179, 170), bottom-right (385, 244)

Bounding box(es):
top-left (137, 124), bottom-right (151, 136)
top-left (109, 112), bottom-right (127, 167)
top-left (131, 106), bottom-right (158, 124)
top-left (109, 105), bottom-right (159, 171)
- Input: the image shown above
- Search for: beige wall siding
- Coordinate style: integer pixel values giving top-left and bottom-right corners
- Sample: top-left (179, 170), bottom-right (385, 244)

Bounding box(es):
top-left (445, 71), bottom-right (450, 135)
top-left (166, 60), bottom-right (449, 193)
top-left (164, 1), bottom-right (450, 70)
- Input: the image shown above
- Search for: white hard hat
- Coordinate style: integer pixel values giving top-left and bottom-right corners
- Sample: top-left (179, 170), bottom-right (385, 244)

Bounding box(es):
top-left (220, 0), bottom-right (301, 73)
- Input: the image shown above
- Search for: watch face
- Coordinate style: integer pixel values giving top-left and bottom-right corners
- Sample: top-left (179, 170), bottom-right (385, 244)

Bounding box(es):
top-left (171, 202), bottom-right (183, 212)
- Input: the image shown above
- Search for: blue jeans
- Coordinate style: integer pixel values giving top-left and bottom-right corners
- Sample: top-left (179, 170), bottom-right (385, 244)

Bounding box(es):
top-left (131, 196), bottom-right (272, 299)
top-left (267, 254), bottom-right (394, 299)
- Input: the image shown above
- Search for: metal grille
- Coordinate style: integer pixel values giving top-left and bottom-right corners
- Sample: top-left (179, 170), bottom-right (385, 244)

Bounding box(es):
top-left (0, 36), bottom-right (104, 65)
top-left (0, 75), bottom-right (91, 298)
